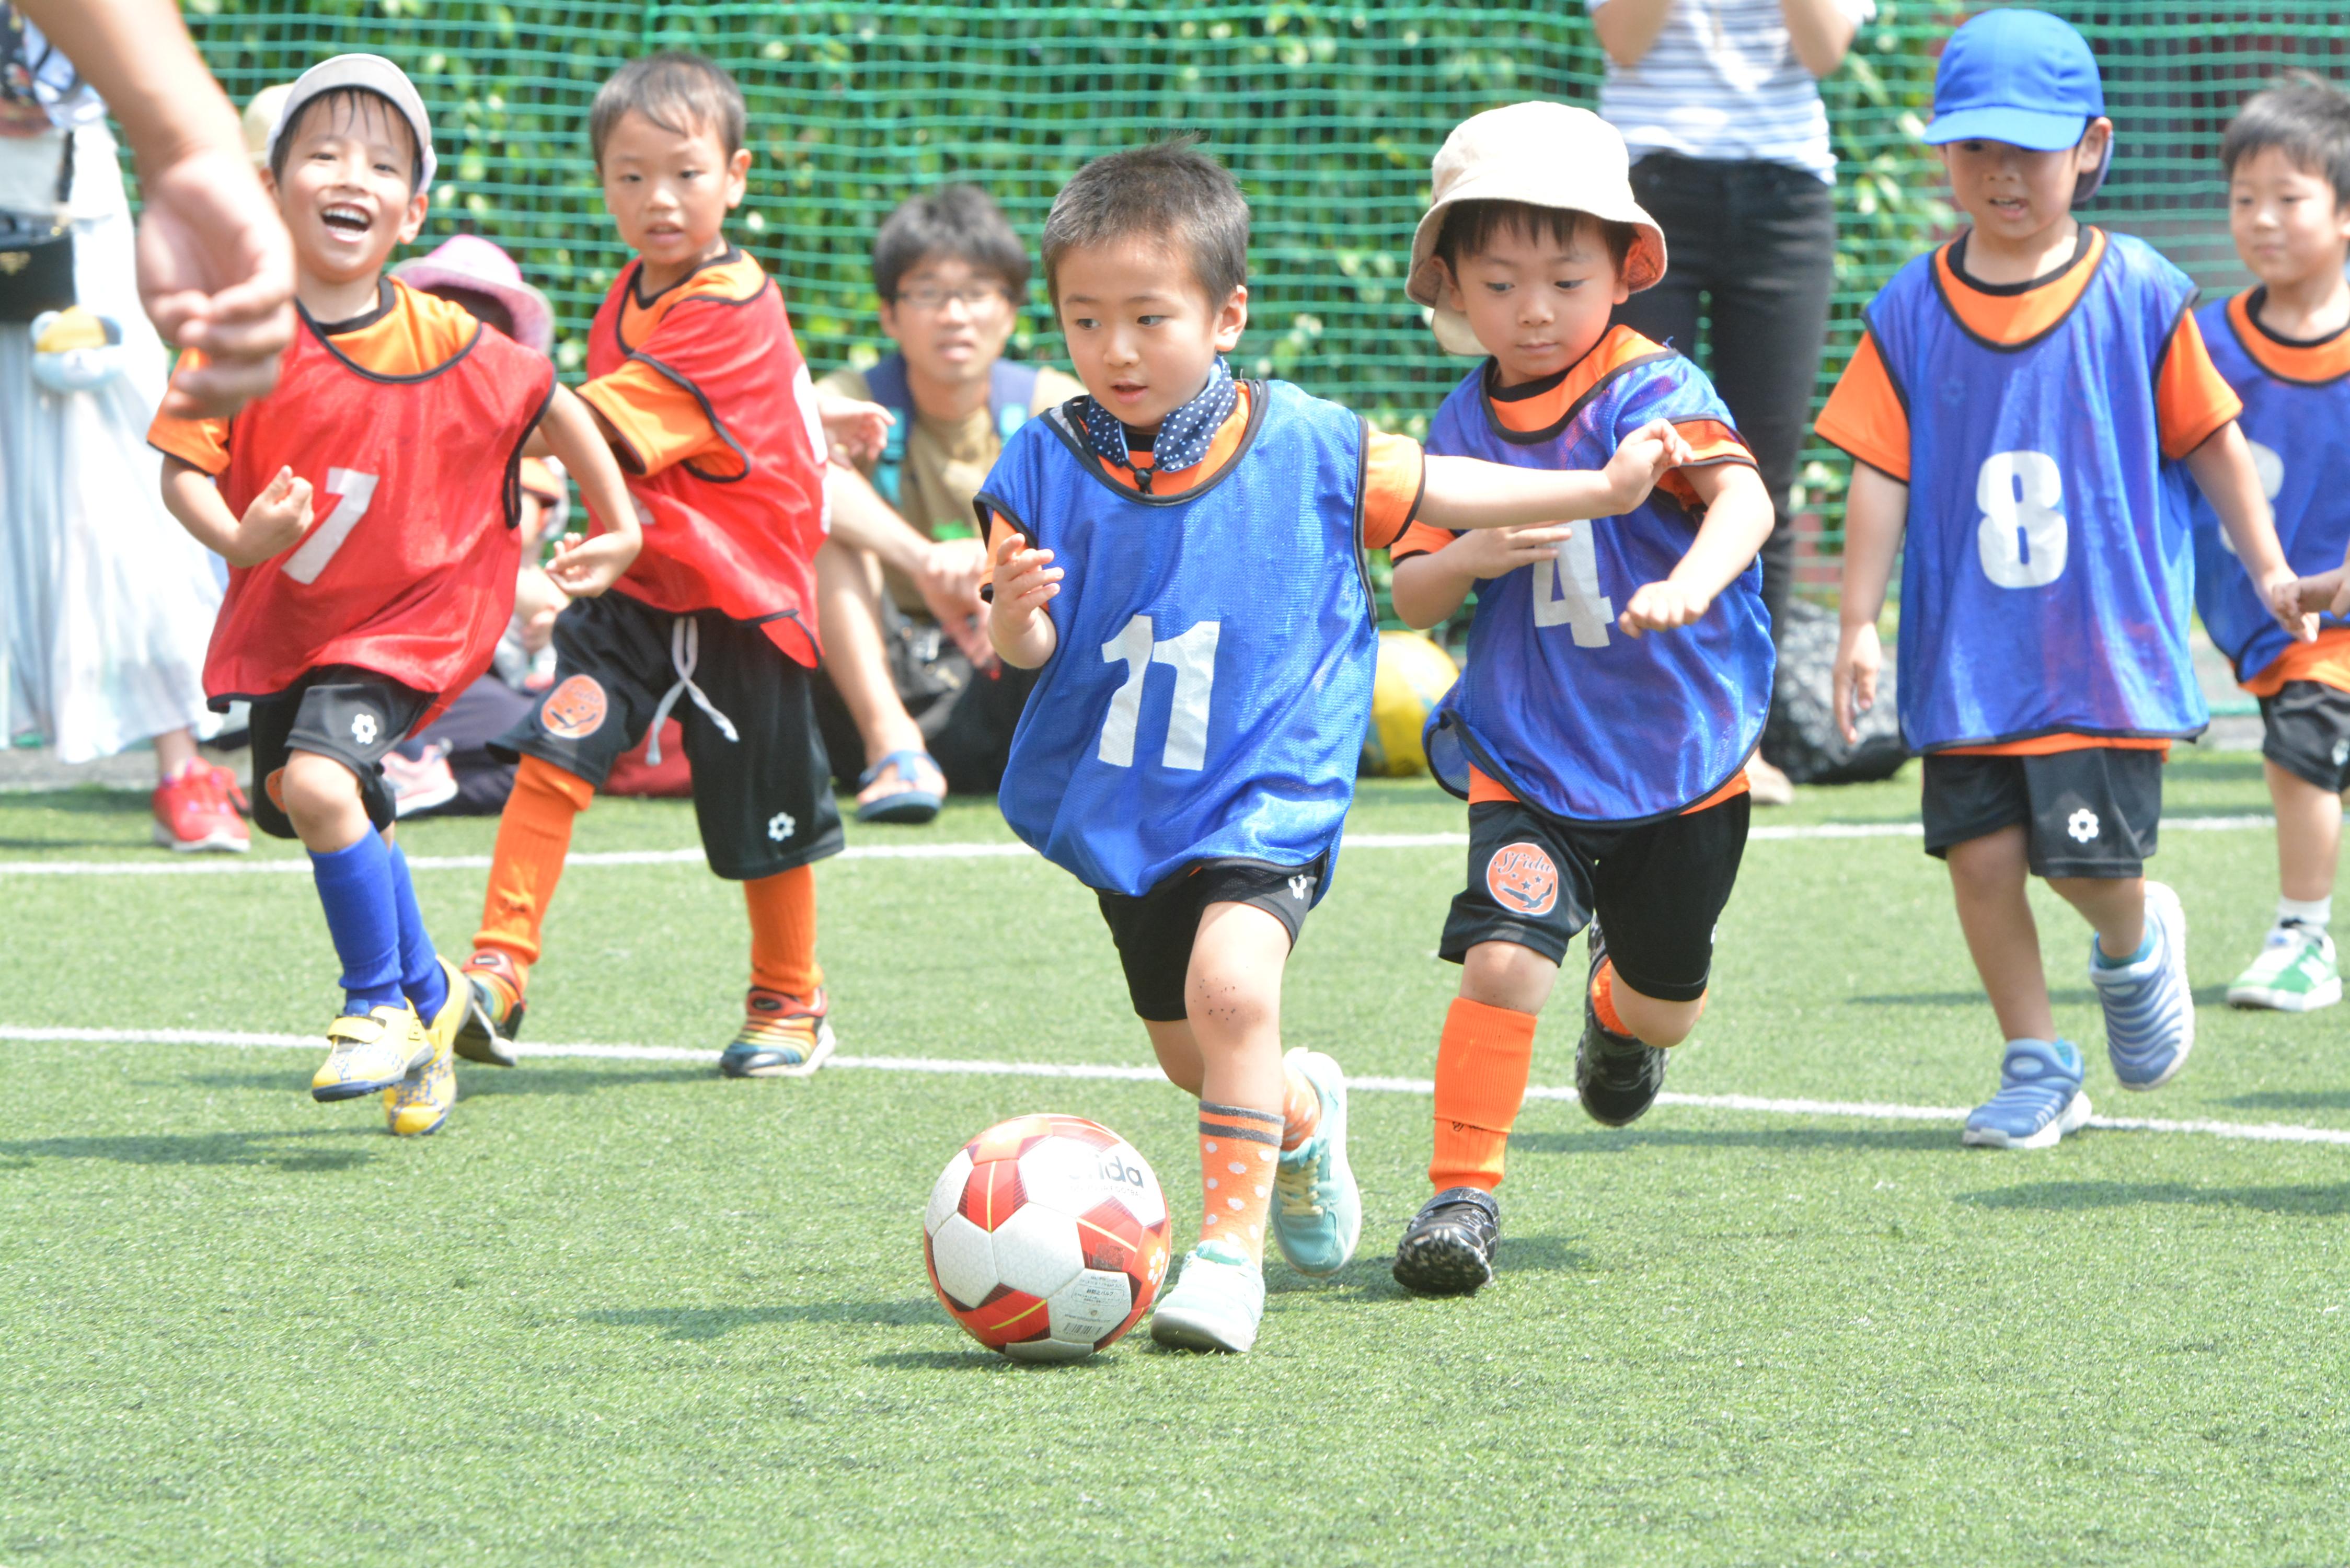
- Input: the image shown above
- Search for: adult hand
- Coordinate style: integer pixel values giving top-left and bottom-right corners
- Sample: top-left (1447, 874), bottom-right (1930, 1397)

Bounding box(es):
top-left (139, 144), bottom-right (295, 419)
top-left (916, 535), bottom-right (994, 666)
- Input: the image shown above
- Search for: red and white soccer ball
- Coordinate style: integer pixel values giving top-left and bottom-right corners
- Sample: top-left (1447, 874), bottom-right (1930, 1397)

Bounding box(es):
top-left (923, 1113), bottom-right (1173, 1362)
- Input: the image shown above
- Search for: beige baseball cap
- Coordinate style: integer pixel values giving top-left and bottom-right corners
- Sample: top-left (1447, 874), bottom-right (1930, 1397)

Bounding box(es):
top-left (267, 54), bottom-right (437, 193)
top-left (241, 84), bottom-right (295, 170)
top-left (1406, 102), bottom-right (1666, 357)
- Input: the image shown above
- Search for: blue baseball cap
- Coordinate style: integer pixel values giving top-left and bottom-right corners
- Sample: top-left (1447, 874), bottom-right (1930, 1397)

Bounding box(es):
top-left (1924, 8), bottom-right (2105, 151)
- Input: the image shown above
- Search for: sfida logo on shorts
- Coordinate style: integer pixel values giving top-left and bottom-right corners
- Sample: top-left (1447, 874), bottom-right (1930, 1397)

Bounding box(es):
top-left (541, 674), bottom-right (608, 741)
top-left (1485, 841), bottom-right (1560, 917)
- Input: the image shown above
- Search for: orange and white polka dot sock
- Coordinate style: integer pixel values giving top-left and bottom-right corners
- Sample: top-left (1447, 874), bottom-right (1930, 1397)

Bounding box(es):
top-left (1196, 1101), bottom-right (1282, 1264)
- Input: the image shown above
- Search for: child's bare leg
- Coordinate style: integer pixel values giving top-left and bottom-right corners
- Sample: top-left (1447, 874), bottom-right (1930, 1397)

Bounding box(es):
top-left (1945, 827), bottom-right (2057, 1041)
top-left (1143, 1018), bottom-right (1205, 1096)
top-left (1185, 901), bottom-right (1288, 1118)
top-left (1460, 939), bottom-right (1557, 1013)
top-left (2268, 760), bottom-right (2343, 903)
top-left (2046, 873), bottom-right (2146, 960)
top-left (279, 750), bottom-right (375, 854)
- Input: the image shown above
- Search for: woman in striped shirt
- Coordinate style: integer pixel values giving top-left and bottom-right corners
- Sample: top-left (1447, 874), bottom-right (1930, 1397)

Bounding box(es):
top-left (1590, 0), bottom-right (1873, 803)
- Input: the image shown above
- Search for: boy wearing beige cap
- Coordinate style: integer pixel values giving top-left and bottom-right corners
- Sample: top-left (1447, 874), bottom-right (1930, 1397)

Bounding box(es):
top-left (1386, 102), bottom-right (1777, 1296)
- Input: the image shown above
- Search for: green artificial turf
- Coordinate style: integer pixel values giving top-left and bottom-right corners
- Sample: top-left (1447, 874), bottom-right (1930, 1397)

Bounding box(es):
top-left (1, 750), bottom-right (2344, 1565)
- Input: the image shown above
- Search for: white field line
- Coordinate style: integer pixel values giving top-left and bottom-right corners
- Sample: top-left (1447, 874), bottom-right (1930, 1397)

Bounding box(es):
top-left (6, 1025), bottom-right (2346, 1148)
top-left (0, 814), bottom-right (2298, 878)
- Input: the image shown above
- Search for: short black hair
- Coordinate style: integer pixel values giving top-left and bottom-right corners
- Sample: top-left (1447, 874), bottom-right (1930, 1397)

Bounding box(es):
top-left (590, 51), bottom-right (745, 167)
top-left (873, 185), bottom-right (1031, 302)
top-left (1040, 136), bottom-right (1249, 308)
top-left (270, 87), bottom-right (422, 192)
top-left (1434, 199), bottom-right (1634, 276)
top-left (2223, 73), bottom-right (2350, 206)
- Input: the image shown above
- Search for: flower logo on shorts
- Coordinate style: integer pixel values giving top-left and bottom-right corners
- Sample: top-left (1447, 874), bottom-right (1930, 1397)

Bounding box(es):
top-left (1485, 841), bottom-right (1560, 917)
top-left (349, 711), bottom-right (378, 746)
top-left (768, 811), bottom-right (797, 843)
top-left (540, 675), bottom-right (607, 741)
top-left (2068, 808), bottom-right (2100, 844)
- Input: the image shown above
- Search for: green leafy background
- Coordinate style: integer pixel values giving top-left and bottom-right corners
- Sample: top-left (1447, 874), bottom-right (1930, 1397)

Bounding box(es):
top-left (170, 1), bottom-right (2342, 561)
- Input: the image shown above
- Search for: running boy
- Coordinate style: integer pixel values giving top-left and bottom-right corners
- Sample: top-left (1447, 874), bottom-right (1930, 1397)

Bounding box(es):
top-left (1379, 103), bottom-right (1777, 1295)
top-left (2191, 78), bottom-right (2350, 1013)
top-left (460, 52), bottom-right (840, 1079)
top-left (982, 138), bottom-right (1697, 1352)
top-left (149, 55), bottom-right (640, 1136)
top-left (1823, 10), bottom-right (2306, 1149)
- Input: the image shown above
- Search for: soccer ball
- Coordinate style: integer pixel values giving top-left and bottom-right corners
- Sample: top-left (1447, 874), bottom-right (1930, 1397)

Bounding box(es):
top-left (1361, 629), bottom-right (1460, 777)
top-left (923, 1113), bottom-right (1173, 1362)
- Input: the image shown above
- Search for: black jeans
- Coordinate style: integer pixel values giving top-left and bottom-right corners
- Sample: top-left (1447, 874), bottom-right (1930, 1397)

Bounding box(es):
top-left (1613, 153), bottom-right (1838, 656)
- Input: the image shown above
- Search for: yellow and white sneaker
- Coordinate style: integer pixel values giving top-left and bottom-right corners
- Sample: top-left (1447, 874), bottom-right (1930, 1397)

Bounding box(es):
top-left (311, 1005), bottom-right (433, 1102)
top-left (382, 958), bottom-right (466, 1136)
top-left (384, 1034), bottom-right (455, 1137)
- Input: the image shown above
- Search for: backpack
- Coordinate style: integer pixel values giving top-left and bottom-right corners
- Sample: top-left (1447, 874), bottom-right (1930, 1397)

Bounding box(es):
top-left (861, 352), bottom-right (1041, 513)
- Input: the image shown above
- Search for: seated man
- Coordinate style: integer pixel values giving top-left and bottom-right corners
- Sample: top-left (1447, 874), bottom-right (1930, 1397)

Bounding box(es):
top-left (815, 185), bottom-right (1081, 822)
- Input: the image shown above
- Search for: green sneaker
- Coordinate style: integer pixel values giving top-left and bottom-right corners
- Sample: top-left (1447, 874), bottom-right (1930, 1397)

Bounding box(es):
top-left (1148, 1239), bottom-right (1264, 1354)
top-left (2226, 923), bottom-right (2341, 1012)
top-left (1271, 1048), bottom-right (1361, 1277)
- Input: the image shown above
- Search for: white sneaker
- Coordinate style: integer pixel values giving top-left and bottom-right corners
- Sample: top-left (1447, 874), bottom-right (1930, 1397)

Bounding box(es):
top-left (2226, 923), bottom-right (2341, 1012)
top-left (1148, 1239), bottom-right (1265, 1354)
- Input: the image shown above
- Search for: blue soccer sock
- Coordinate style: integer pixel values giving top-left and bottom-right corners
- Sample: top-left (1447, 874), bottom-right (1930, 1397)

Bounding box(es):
top-left (310, 834), bottom-right (404, 1014)
top-left (387, 844), bottom-right (448, 1021)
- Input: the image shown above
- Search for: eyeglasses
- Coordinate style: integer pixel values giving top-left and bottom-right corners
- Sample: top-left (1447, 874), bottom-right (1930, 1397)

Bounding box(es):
top-left (893, 284), bottom-right (1013, 313)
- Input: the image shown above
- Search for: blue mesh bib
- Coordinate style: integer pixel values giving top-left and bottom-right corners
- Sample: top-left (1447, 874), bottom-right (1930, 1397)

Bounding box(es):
top-left (977, 382), bottom-right (1375, 897)
top-left (2189, 292), bottom-right (2350, 685)
top-left (1421, 343), bottom-right (1772, 823)
top-left (1872, 232), bottom-right (2208, 750)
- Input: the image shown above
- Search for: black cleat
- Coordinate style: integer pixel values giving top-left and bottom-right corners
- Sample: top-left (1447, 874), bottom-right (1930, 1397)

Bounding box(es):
top-left (1391, 1186), bottom-right (1501, 1296)
top-left (1575, 923), bottom-right (1668, 1127)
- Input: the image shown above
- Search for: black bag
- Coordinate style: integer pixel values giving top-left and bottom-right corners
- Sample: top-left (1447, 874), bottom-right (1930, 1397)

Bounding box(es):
top-left (0, 129), bottom-right (73, 322)
top-left (1759, 596), bottom-right (1910, 785)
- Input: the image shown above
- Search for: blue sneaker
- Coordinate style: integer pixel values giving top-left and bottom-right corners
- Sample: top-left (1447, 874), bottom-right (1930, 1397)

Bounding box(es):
top-left (2091, 880), bottom-right (2194, 1091)
top-left (1963, 1038), bottom-right (2092, 1149)
top-left (1270, 1048), bottom-right (1361, 1277)
top-left (1149, 1238), bottom-right (1265, 1354)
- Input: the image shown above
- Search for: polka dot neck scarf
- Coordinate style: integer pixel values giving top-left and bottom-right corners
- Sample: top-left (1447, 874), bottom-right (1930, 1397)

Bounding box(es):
top-left (1077, 356), bottom-right (1237, 494)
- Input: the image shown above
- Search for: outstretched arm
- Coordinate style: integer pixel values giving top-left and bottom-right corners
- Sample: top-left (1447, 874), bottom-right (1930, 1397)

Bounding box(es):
top-left (1418, 419), bottom-right (1694, 532)
top-left (532, 384), bottom-right (643, 597)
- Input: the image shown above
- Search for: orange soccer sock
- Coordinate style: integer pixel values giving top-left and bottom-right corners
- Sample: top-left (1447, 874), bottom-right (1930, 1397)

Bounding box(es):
top-left (471, 754), bottom-right (594, 986)
top-left (744, 864), bottom-right (823, 999)
top-left (1196, 1101), bottom-right (1283, 1264)
top-left (1589, 958), bottom-right (1630, 1036)
top-left (1429, 997), bottom-right (1538, 1193)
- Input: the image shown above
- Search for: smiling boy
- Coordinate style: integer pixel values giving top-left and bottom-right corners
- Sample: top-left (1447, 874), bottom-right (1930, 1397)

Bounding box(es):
top-left (1380, 103), bottom-right (1776, 1295)
top-left (147, 54), bottom-right (640, 1137)
top-left (980, 137), bottom-right (1697, 1352)
top-left (461, 52), bottom-right (843, 1080)
top-left (2189, 78), bottom-right (2350, 1013)
top-left (1821, 10), bottom-right (2305, 1149)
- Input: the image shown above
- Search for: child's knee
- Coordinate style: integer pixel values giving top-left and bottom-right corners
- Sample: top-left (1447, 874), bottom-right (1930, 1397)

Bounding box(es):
top-left (1617, 983), bottom-right (1705, 1048)
top-left (1460, 939), bottom-right (1559, 1013)
top-left (278, 749), bottom-right (362, 829)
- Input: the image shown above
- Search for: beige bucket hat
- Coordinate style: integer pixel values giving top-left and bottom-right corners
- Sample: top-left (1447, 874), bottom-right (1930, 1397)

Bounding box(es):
top-left (1406, 102), bottom-right (1666, 356)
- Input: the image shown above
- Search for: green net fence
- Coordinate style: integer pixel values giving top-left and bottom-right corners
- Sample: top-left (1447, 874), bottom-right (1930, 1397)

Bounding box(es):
top-left (172, 1), bottom-right (2347, 581)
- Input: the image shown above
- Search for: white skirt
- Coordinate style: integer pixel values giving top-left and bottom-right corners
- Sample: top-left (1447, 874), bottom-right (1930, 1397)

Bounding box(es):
top-left (0, 121), bottom-right (223, 763)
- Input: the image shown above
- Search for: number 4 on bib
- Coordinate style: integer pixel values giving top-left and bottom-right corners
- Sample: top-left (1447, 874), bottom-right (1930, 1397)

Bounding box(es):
top-left (1975, 450), bottom-right (2067, 589)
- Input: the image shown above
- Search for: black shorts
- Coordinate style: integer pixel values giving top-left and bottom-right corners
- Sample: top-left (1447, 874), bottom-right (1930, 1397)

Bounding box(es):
top-left (246, 666), bottom-right (433, 840)
top-left (1439, 793), bottom-right (1750, 1004)
top-left (2260, 681), bottom-right (2350, 793)
top-left (1097, 857), bottom-right (1323, 1022)
top-left (1920, 747), bottom-right (2162, 878)
top-left (494, 592), bottom-right (843, 880)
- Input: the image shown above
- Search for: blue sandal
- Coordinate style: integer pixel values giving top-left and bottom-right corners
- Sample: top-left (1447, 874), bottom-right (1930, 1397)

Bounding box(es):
top-left (854, 749), bottom-right (944, 825)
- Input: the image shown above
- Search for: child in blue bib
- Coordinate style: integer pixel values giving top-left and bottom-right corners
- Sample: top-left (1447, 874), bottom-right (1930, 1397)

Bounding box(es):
top-left (1372, 102), bottom-right (1779, 1297)
top-left (1819, 10), bottom-right (2305, 1151)
top-left (2188, 78), bottom-right (2350, 1014)
top-left (980, 137), bottom-right (1698, 1354)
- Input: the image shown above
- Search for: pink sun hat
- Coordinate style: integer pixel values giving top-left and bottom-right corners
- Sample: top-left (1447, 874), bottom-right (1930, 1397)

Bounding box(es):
top-left (390, 234), bottom-right (556, 355)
